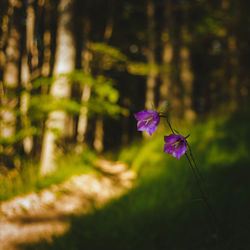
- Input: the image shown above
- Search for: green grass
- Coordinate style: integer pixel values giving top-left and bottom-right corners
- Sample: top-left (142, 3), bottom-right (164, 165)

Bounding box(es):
top-left (12, 111), bottom-right (250, 249)
top-left (0, 147), bottom-right (97, 201)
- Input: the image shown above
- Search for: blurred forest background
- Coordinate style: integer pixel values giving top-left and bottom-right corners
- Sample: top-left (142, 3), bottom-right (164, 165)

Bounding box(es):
top-left (0, 0), bottom-right (250, 249)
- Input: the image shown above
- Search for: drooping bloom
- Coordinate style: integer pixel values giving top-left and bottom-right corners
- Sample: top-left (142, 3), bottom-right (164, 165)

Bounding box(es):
top-left (134, 110), bottom-right (160, 136)
top-left (164, 134), bottom-right (187, 159)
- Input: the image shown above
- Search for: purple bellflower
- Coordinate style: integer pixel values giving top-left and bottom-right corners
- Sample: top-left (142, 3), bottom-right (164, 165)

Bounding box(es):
top-left (134, 110), bottom-right (160, 136)
top-left (164, 134), bottom-right (187, 159)
top-left (133, 107), bottom-right (216, 231)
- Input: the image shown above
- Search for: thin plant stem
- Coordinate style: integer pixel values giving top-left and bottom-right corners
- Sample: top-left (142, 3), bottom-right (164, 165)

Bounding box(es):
top-left (160, 115), bottom-right (175, 134)
top-left (163, 116), bottom-right (220, 234)
top-left (187, 142), bottom-right (205, 182)
top-left (162, 115), bottom-right (204, 182)
top-left (159, 113), bottom-right (225, 247)
top-left (185, 153), bottom-right (226, 249)
top-left (185, 153), bottom-right (219, 232)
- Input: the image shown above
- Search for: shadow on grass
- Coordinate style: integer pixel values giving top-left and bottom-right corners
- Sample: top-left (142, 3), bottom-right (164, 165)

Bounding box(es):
top-left (20, 112), bottom-right (250, 250)
top-left (20, 157), bottom-right (250, 250)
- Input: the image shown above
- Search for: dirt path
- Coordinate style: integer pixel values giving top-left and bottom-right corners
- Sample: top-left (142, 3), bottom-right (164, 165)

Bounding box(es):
top-left (0, 159), bottom-right (136, 250)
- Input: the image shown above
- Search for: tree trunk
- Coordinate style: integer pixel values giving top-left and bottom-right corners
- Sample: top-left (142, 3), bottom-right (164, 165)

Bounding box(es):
top-left (223, 0), bottom-right (239, 111)
top-left (40, 0), bottom-right (75, 176)
top-left (159, 0), bottom-right (173, 109)
top-left (221, 0), bottom-right (239, 112)
top-left (76, 9), bottom-right (92, 148)
top-left (180, 1), bottom-right (195, 122)
top-left (0, 9), bottom-right (9, 115)
top-left (20, 54), bottom-right (33, 154)
top-left (1, 0), bottom-right (22, 139)
top-left (227, 35), bottom-right (239, 111)
top-left (93, 0), bottom-right (114, 152)
top-left (41, 0), bottom-right (52, 80)
top-left (145, 0), bottom-right (157, 110)
top-left (76, 80), bottom-right (91, 145)
top-left (93, 118), bottom-right (104, 153)
top-left (20, 0), bottom-right (36, 154)
top-left (0, 4), bottom-right (10, 80)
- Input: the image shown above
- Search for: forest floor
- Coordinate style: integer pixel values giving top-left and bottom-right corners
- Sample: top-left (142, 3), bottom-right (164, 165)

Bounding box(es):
top-left (0, 159), bottom-right (136, 250)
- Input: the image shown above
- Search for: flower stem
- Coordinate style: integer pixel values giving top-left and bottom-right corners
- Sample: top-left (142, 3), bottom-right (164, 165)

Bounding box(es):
top-left (185, 153), bottom-right (218, 231)
top-left (164, 116), bottom-right (224, 246)
top-left (185, 153), bottom-right (226, 248)
top-left (160, 115), bottom-right (175, 134)
top-left (186, 142), bottom-right (204, 182)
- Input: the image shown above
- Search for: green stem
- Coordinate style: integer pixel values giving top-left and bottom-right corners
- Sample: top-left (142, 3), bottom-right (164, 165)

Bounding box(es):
top-left (160, 115), bottom-right (175, 134)
top-left (162, 115), bottom-right (225, 247)
top-left (187, 142), bottom-right (204, 182)
top-left (185, 153), bottom-right (218, 231)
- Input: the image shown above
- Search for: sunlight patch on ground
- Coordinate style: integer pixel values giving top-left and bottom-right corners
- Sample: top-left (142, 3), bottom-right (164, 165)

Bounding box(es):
top-left (0, 159), bottom-right (136, 250)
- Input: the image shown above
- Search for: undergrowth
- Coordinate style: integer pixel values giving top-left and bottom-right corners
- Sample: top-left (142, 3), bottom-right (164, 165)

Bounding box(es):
top-left (0, 147), bottom-right (96, 202)
top-left (23, 111), bottom-right (250, 249)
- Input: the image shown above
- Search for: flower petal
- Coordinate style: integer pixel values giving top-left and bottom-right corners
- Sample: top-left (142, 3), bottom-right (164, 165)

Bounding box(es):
top-left (164, 134), bottom-right (187, 159)
top-left (134, 110), bottom-right (153, 120)
top-left (164, 134), bottom-right (179, 144)
top-left (137, 120), bottom-right (146, 130)
top-left (147, 124), bottom-right (157, 136)
top-left (164, 143), bottom-right (174, 154)
top-left (174, 144), bottom-right (187, 159)
top-left (134, 110), bottom-right (160, 135)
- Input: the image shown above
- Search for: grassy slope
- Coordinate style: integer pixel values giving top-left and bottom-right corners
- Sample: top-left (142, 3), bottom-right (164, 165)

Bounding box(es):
top-left (24, 112), bottom-right (250, 250)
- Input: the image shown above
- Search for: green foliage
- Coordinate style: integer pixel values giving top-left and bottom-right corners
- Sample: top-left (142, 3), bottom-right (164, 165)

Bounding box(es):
top-left (29, 95), bottom-right (82, 120)
top-left (28, 71), bottom-right (122, 121)
top-left (87, 98), bottom-right (121, 118)
top-left (92, 43), bottom-right (128, 63)
top-left (31, 77), bottom-right (54, 89)
top-left (67, 71), bottom-right (123, 117)
top-left (93, 76), bottom-right (119, 103)
top-left (88, 76), bottom-right (122, 117)
top-left (90, 43), bottom-right (163, 77)
top-left (127, 62), bottom-right (159, 76)
top-left (90, 43), bottom-right (128, 71)
top-left (23, 112), bottom-right (250, 250)
top-left (67, 71), bottom-right (94, 86)
top-left (0, 127), bottom-right (38, 145)
top-left (1, 70), bottom-right (123, 150)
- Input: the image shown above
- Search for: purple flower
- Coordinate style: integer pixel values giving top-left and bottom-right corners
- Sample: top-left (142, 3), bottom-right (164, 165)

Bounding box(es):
top-left (164, 134), bottom-right (187, 159)
top-left (134, 110), bottom-right (160, 136)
